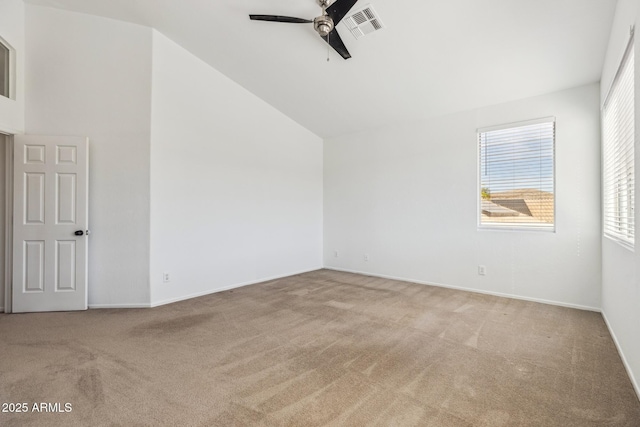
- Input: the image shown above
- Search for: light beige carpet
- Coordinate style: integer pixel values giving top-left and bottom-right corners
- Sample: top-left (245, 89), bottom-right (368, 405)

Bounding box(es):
top-left (1, 269), bottom-right (639, 426)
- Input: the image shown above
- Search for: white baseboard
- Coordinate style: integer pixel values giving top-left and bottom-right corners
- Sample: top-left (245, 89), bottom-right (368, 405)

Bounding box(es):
top-left (601, 310), bottom-right (640, 402)
top-left (88, 302), bottom-right (151, 309)
top-left (88, 268), bottom-right (323, 310)
top-left (149, 267), bottom-right (323, 308)
top-left (324, 267), bottom-right (601, 312)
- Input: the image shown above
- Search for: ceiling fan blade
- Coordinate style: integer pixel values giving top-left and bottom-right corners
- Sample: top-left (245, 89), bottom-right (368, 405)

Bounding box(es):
top-left (322, 29), bottom-right (351, 60)
top-left (326, 0), bottom-right (359, 25)
top-left (249, 15), bottom-right (313, 24)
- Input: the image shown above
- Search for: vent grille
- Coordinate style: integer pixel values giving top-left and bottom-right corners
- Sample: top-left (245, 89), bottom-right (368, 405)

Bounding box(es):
top-left (343, 4), bottom-right (385, 40)
top-left (363, 8), bottom-right (375, 20)
top-left (352, 11), bottom-right (367, 25)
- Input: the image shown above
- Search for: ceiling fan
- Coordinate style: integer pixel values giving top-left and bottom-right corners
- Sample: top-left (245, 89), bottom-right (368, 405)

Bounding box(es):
top-left (249, 0), bottom-right (359, 60)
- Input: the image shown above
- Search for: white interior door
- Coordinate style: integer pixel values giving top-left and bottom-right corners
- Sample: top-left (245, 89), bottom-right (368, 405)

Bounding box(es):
top-left (12, 135), bottom-right (88, 312)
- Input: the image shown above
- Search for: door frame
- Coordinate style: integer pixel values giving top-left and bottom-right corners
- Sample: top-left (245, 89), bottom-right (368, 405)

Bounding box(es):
top-left (3, 133), bottom-right (13, 313)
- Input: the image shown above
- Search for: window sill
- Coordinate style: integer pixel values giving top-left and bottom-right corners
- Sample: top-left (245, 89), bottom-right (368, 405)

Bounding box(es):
top-left (603, 234), bottom-right (635, 252)
top-left (478, 224), bottom-right (556, 233)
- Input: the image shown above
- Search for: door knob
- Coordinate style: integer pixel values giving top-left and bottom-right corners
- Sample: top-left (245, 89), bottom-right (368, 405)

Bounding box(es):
top-left (74, 230), bottom-right (84, 236)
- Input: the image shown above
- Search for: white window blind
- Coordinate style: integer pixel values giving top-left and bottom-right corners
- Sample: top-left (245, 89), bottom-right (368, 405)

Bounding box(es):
top-left (603, 38), bottom-right (635, 248)
top-left (478, 119), bottom-right (555, 230)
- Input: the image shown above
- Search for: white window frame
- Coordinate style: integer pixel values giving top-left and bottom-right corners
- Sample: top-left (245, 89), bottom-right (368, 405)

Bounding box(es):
top-left (477, 117), bottom-right (556, 232)
top-left (0, 35), bottom-right (16, 100)
top-left (602, 31), bottom-right (635, 250)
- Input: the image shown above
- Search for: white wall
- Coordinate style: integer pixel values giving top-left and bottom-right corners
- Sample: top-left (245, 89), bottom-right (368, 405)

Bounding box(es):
top-left (600, 0), bottom-right (640, 399)
top-left (0, 0), bottom-right (25, 134)
top-left (25, 5), bottom-right (153, 307)
top-left (149, 31), bottom-right (323, 306)
top-left (325, 83), bottom-right (601, 310)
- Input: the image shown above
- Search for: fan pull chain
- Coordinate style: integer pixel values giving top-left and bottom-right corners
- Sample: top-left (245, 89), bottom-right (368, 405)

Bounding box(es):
top-left (327, 32), bottom-right (330, 62)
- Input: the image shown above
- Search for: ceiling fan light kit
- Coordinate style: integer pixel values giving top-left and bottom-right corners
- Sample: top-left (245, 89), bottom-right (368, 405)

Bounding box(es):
top-left (314, 15), bottom-right (334, 37)
top-left (249, 0), bottom-right (362, 60)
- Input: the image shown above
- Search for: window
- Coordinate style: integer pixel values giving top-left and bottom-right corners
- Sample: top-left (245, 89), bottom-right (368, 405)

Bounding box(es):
top-left (478, 118), bottom-right (555, 230)
top-left (603, 37), bottom-right (635, 248)
top-left (0, 39), bottom-right (9, 98)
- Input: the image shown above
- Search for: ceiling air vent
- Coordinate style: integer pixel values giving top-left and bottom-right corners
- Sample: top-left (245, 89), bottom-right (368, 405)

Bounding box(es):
top-left (342, 4), bottom-right (385, 40)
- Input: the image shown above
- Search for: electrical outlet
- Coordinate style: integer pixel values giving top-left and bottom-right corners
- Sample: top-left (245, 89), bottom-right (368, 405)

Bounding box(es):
top-left (163, 272), bottom-right (170, 283)
top-left (334, 250), bottom-right (339, 258)
top-left (478, 265), bottom-right (486, 276)
top-left (364, 254), bottom-right (370, 262)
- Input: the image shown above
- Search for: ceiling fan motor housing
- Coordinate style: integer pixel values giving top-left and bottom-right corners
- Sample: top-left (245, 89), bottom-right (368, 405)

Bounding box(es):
top-left (314, 15), bottom-right (334, 36)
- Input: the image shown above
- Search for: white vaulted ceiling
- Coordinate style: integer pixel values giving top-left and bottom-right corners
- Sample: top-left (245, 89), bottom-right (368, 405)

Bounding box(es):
top-left (23, 0), bottom-right (617, 138)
